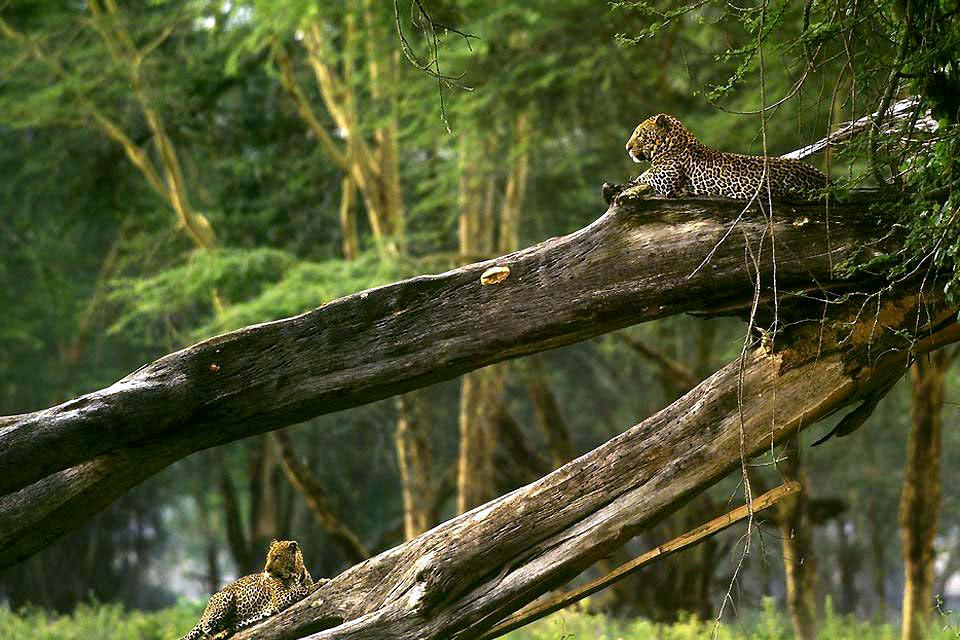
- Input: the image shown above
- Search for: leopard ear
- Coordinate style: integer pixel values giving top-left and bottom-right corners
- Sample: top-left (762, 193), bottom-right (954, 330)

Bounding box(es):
top-left (655, 114), bottom-right (669, 129)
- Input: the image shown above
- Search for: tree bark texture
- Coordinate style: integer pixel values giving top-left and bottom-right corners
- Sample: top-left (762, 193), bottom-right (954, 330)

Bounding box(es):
top-left (0, 197), bottom-right (926, 568)
top-left (899, 349), bottom-right (952, 640)
top-left (228, 289), bottom-right (959, 640)
top-left (776, 436), bottom-right (818, 640)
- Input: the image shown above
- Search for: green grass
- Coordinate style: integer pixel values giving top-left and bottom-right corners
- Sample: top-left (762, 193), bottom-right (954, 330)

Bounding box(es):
top-left (1, 598), bottom-right (957, 640)
top-left (0, 601), bottom-right (203, 640)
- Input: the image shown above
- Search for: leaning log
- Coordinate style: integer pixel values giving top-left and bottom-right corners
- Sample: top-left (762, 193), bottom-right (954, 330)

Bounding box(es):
top-left (229, 287), bottom-right (959, 640)
top-left (0, 196), bottom-right (903, 567)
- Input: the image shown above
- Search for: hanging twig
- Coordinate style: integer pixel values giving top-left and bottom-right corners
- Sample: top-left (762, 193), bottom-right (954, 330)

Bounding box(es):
top-left (392, 0), bottom-right (477, 131)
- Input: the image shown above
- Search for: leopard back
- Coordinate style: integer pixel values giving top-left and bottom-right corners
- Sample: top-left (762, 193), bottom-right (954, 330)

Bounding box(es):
top-left (625, 113), bottom-right (826, 200)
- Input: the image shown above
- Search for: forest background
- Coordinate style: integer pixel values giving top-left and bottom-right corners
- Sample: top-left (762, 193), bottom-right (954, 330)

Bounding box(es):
top-left (2, 1), bottom-right (960, 639)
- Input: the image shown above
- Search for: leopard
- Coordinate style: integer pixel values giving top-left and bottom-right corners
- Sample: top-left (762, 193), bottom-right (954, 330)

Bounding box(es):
top-left (177, 539), bottom-right (326, 640)
top-left (607, 113), bottom-right (827, 204)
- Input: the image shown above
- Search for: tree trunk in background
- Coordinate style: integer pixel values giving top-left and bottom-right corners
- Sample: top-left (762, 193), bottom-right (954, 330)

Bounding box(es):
top-left (493, 402), bottom-right (551, 482)
top-left (339, 175), bottom-right (359, 260)
top-left (900, 350), bottom-right (952, 640)
top-left (215, 438), bottom-right (285, 575)
top-left (777, 436), bottom-right (818, 640)
top-left (836, 516), bottom-right (859, 614)
top-left (499, 112), bottom-right (528, 255)
top-left (457, 133), bottom-right (496, 260)
top-left (248, 436), bottom-right (279, 563)
top-left (694, 321), bottom-right (717, 379)
top-left (457, 366), bottom-right (504, 512)
top-left (527, 357), bottom-right (574, 469)
top-left (195, 456), bottom-right (222, 594)
top-left (217, 450), bottom-right (255, 574)
top-left (868, 494), bottom-right (889, 620)
top-left (395, 392), bottom-right (435, 539)
top-left (456, 131), bottom-right (498, 514)
top-left (456, 118), bottom-right (529, 514)
top-left (282, 8), bottom-right (405, 258)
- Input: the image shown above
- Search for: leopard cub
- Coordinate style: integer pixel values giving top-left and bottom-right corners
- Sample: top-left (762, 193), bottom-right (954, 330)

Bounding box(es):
top-left (177, 539), bottom-right (326, 640)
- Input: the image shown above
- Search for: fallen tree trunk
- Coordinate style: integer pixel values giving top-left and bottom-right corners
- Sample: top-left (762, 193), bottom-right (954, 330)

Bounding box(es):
top-left (0, 198), bottom-right (888, 498)
top-left (228, 289), bottom-right (960, 640)
top-left (0, 197), bottom-right (896, 567)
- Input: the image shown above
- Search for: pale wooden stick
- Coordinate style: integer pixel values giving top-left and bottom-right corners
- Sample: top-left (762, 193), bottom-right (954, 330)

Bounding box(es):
top-left (480, 481), bottom-right (801, 640)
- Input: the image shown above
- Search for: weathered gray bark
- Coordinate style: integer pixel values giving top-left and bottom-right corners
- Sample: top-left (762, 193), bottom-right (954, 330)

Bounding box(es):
top-left (0, 199), bottom-right (890, 498)
top-left (0, 198), bottom-right (897, 569)
top-left (228, 290), bottom-right (959, 640)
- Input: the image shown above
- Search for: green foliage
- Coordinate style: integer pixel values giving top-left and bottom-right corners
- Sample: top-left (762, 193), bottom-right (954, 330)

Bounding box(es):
top-left (107, 248), bottom-right (416, 341)
top-left (4, 601), bottom-right (954, 640)
top-left (0, 601), bottom-right (202, 640)
top-left (897, 133), bottom-right (960, 305)
top-left (615, 0), bottom-right (960, 309)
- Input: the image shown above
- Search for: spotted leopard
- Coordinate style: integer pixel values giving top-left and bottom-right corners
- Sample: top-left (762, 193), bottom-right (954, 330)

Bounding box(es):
top-left (611, 114), bottom-right (826, 203)
top-left (177, 540), bottom-right (326, 640)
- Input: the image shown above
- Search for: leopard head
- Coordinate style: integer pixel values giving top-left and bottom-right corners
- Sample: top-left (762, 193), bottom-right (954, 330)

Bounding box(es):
top-left (625, 113), bottom-right (698, 163)
top-left (264, 539), bottom-right (305, 581)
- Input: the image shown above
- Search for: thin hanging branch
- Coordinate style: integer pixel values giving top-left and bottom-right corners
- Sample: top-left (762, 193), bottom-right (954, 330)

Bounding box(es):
top-left (392, 0), bottom-right (477, 131)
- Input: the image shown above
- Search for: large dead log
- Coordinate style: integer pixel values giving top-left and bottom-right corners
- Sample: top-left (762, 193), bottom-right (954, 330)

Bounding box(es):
top-left (227, 289), bottom-right (959, 640)
top-left (0, 197), bottom-right (902, 567)
top-left (0, 199), bottom-right (888, 496)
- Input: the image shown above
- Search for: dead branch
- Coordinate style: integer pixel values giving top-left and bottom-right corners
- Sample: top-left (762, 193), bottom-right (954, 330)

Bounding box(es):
top-left (783, 96), bottom-right (938, 160)
top-left (481, 482), bottom-right (800, 640)
top-left (226, 289), bottom-right (959, 640)
top-left (0, 196), bottom-right (906, 568)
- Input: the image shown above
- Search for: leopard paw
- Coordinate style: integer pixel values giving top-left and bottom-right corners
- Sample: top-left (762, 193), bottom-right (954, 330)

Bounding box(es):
top-left (602, 182), bottom-right (627, 205)
top-left (612, 182), bottom-right (651, 206)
